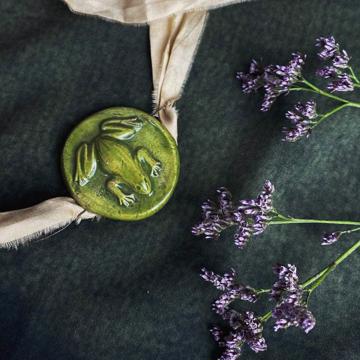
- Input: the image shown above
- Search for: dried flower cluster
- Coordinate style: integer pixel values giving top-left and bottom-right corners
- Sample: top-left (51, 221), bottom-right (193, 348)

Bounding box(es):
top-left (237, 36), bottom-right (360, 142)
top-left (236, 53), bottom-right (305, 111)
top-left (282, 100), bottom-right (318, 142)
top-left (271, 264), bottom-right (315, 333)
top-left (201, 265), bottom-right (316, 360)
top-left (196, 180), bottom-right (360, 358)
top-left (316, 36), bottom-right (354, 92)
top-left (192, 181), bottom-right (275, 249)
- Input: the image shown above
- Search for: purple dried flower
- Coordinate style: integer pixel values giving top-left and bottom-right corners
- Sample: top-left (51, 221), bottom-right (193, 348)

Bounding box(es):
top-left (321, 231), bottom-right (341, 246)
top-left (211, 311), bottom-right (267, 360)
top-left (235, 180), bottom-right (275, 248)
top-left (316, 65), bottom-right (338, 79)
top-left (210, 326), bottom-right (226, 347)
top-left (271, 263), bottom-right (299, 301)
top-left (200, 268), bottom-right (236, 291)
top-left (316, 36), bottom-right (339, 60)
top-left (270, 264), bottom-right (316, 334)
top-left (201, 268), bottom-right (258, 316)
top-left (327, 73), bottom-right (354, 92)
top-left (237, 54), bottom-right (305, 112)
top-left (273, 299), bottom-right (316, 334)
top-left (192, 188), bottom-right (236, 240)
top-left (236, 59), bottom-right (264, 93)
top-left (333, 50), bottom-right (350, 69)
top-left (316, 36), bottom-right (354, 92)
top-left (193, 181), bottom-right (276, 249)
top-left (213, 286), bottom-right (258, 315)
top-left (261, 53), bottom-right (306, 111)
top-left (282, 100), bottom-right (317, 142)
top-left (316, 36), bottom-right (350, 68)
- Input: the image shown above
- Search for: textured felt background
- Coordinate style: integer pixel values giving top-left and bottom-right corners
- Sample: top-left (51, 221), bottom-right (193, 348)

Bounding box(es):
top-left (0, 0), bottom-right (360, 359)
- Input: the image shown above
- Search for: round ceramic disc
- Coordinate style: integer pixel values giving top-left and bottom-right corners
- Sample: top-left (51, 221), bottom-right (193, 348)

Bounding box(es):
top-left (62, 107), bottom-right (180, 220)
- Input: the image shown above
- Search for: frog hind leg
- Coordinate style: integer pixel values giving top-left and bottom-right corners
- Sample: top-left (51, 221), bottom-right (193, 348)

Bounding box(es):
top-left (74, 142), bottom-right (97, 186)
top-left (101, 116), bottom-right (143, 141)
top-left (106, 176), bottom-right (136, 207)
top-left (136, 148), bottom-right (162, 177)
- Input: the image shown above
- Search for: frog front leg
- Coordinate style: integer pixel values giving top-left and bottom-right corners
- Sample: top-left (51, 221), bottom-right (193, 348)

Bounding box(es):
top-left (106, 176), bottom-right (136, 207)
top-left (101, 116), bottom-right (143, 141)
top-left (136, 148), bottom-right (162, 177)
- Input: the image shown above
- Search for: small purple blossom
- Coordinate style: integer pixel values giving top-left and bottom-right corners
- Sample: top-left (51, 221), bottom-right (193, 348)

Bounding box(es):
top-left (261, 53), bottom-right (306, 111)
top-left (192, 188), bottom-right (236, 240)
top-left (193, 181), bottom-right (275, 249)
top-left (316, 36), bottom-right (339, 61)
top-left (333, 50), bottom-right (350, 69)
top-left (201, 268), bottom-right (257, 316)
top-left (282, 100), bottom-right (318, 142)
top-left (236, 59), bottom-right (264, 93)
top-left (316, 36), bottom-right (354, 93)
top-left (210, 311), bottom-right (267, 360)
top-left (321, 231), bottom-right (341, 246)
top-left (316, 65), bottom-right (338, 78)
top-left (270, 264), bottom-right (316, 334)
top-left (273, 298), bottom-right (316, 334)
top-left (237, 54), bottom-right (306, 112)
top-left (200, 268), bottom-right (236, 291)
top-left (316, 36), bottom-right (350, 68)
top-left (327, 73), bottom-right (354, 92)
top-left (271, 263), bottom-right (299, 301)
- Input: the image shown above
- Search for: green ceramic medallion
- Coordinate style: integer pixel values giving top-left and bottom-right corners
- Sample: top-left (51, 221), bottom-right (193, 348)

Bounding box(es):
top-left (62, 107), bottom-right (180, 220)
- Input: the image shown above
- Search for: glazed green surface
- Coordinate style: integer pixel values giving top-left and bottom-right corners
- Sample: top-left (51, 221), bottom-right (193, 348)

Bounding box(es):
top-left (62, 107), bottom-right (179, 220)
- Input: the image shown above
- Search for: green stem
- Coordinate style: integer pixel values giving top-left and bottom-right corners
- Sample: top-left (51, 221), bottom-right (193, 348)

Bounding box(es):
top-left (260, 311), bottom-right (272, 323)
top-left (270, 217), bottom-right (360, 226)
top-left (342, 226), bottom-right (360, 235)
top-left (301, 239), bottom-right (360, 290)
top-left (312, 103), bottom-right (351, 128)
top-left (349, 67), bottom-right (360, 84)
top-left (301, 78), bottom-right (351, 104)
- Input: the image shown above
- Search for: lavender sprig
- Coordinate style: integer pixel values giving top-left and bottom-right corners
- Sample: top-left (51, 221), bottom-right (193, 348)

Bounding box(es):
top-left (236, 35), bottom-right (360, 142)
top-left (193, 181), bottom-right (276, 249)
top-left (282, 100), bottom-right (318, 142)
top-left (193, 181), bottom-right (360, 249)
top-left (202, 239), bottom-right (360, 359)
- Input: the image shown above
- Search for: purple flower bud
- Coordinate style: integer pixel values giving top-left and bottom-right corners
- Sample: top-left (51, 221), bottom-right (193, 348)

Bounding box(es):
top-left (316, 36), bottom-right (339, 60)
top-left (282, 100), bottom-right (317, 142)
top-left (193, 181), bottom-right (275, 249)
top-left (271, 263), bottom-right (316, 334)
top-left (273, 301), bottom-right (316, 333)
top-left (237, 54), bottom-right (305, 112)
top-left (236, 59), bottom-right (264, 94)
top-left (260, 53), bottom-right (305, 111)
top-left (316, 65), bottom-right (338, 78)
top-left (200, 268), bottom-right (236, 291)
top-left (327, 73), bottom-right (354, 92)
top-left (212, 310), bottom-right (267, 359)
top-left (333, 50), bottom-right (350, 68)
top-left (321, 231), bottom-right (341, 245)
top-left (210, 326), bottom-right (225, 347)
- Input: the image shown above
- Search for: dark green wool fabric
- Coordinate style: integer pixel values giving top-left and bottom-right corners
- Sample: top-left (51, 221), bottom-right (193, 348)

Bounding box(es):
top-left (0, 0), bottom-right (359, 359)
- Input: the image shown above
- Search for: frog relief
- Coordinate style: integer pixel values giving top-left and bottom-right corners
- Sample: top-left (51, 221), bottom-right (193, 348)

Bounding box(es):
top-left (74, 116), bottom-right (162, 207)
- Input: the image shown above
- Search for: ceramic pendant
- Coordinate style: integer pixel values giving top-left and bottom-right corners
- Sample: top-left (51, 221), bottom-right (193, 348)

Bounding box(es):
top-left (62, 107), bottom-right (179, 220)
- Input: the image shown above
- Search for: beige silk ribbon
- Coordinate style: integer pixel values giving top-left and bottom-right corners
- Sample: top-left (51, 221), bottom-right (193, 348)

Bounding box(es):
top-left (0, 0), bottom-right (245, 247)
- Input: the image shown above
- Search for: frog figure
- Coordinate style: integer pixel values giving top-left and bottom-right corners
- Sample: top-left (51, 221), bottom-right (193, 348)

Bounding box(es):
top-left (74, 116), bottom-right (162, 207)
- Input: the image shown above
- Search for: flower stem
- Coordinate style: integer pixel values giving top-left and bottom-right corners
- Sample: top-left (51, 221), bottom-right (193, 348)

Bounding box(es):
top-left (349, 66), bottom-right (360, 84)
top-left (260, 311), bottom-right (272, 323)
top-left (312, 103), bottom-right (351, 128)
top-left (301, 78), bottom-right (351, 103)
top-left (301, 238), bottom-right (360, 290)
top-left (270, 217), bottom-right (360, 226)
